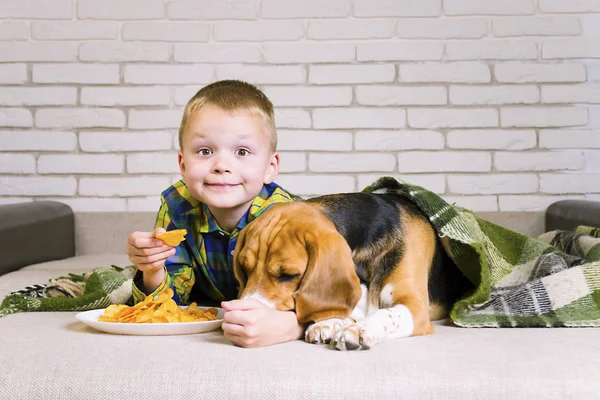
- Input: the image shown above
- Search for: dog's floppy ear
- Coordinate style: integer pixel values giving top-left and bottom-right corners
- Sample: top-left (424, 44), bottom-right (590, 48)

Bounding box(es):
top-left (233, 229), bottom-right (248, 298)
top-left (294, 230), bottom-right (361, 324)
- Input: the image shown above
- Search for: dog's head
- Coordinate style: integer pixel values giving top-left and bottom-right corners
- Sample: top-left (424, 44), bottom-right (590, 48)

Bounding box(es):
top-left (233, 202), bottom-right (361, 323)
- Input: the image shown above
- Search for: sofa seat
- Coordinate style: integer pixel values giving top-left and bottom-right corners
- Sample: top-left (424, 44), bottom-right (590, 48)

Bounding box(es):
top-left (1, 254), bottom-right (600, 399)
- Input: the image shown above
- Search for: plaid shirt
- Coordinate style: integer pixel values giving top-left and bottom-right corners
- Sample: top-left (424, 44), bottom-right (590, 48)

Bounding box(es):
top-left (132, 179), bottom-right (299, 305)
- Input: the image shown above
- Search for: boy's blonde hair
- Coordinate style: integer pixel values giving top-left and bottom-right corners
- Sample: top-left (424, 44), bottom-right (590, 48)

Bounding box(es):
top-left (178, 80), bottom-right (277, 151)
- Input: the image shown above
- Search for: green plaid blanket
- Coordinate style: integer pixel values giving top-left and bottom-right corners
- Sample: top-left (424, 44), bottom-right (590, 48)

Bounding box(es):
top-left (363, 177), bottom-right (600, 328)
top-left (2, 176), bottom-right (600, 328)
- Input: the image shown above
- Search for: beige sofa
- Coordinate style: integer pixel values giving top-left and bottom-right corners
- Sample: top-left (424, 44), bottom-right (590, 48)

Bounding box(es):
top-left (1, 203), bottom-right (599, 399)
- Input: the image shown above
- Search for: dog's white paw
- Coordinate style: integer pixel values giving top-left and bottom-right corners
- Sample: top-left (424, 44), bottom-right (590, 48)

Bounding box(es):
top-left (305, 318), bottom-right (352, 344)
top-left (331, 322), bottom-right (376, 351)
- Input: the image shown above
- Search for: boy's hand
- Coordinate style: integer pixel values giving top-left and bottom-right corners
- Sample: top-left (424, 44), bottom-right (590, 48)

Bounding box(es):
top-left (221, 298), bottom-right (304, 348)
top-left (126, 227), bottom-right (176, 273)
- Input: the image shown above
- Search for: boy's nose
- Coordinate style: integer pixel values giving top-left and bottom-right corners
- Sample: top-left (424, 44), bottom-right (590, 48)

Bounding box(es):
top-left (212, 154), bottom-right (232, 174)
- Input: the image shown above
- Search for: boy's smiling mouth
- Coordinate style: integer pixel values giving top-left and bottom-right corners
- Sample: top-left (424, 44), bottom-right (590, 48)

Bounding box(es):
top-left (205, 183), bottom-right (240, 190)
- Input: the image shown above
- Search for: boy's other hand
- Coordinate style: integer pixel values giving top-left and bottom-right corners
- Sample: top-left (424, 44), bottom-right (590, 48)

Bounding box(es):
top-left (126, 227), bottom-right (176, 273)
top-left (221, 298), bottom-right (304, 348)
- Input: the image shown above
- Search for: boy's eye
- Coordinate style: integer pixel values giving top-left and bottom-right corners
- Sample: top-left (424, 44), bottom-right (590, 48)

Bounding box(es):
top-left (198, 148), bottom-right (212, 156)
top-left (235, 148), bottom-right (249, 156)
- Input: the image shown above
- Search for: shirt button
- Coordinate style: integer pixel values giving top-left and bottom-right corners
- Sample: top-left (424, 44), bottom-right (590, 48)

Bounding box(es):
top-left (219, 232), bottom-right (225, 236)
top-left (230, 250), bottom-right (234, 256)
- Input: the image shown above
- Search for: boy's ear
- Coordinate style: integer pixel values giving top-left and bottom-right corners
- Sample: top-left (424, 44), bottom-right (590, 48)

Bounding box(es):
top-left (178, 151), bottom-right (187, 179)
top-left (263, 152), bottom-right (280, 184)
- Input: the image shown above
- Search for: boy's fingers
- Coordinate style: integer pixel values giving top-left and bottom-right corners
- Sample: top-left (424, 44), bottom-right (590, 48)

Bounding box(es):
top-left (221, 298), bottom-right (265, 311)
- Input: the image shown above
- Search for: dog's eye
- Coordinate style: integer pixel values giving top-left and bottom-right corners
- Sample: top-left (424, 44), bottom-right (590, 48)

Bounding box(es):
top-left (277, 273), bottom-right (301, 283)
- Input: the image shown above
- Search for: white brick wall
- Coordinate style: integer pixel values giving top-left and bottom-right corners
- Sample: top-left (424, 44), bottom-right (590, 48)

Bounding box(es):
top-left (1, 0), bottom-right (600, 212)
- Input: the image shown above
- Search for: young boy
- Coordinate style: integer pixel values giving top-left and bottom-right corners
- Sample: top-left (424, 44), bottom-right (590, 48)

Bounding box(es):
top-left (126, 80), bottom-right (304, 348)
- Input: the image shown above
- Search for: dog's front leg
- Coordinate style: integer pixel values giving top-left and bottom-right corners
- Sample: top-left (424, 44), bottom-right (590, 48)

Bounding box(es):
top-left (331, 305), bottom-right (414, 350)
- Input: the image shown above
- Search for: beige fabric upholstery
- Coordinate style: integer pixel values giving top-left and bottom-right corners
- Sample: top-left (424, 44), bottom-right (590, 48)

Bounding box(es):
top-left (1, 254), bottom-right (600, 399)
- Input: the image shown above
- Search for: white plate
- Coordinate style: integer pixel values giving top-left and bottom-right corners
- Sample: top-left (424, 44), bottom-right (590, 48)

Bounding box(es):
top-left (75, 307), bottom-right (224, 336)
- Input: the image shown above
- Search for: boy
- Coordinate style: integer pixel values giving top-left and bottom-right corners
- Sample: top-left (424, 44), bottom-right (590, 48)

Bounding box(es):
top-left (126, 80), bottom-right (304, 347)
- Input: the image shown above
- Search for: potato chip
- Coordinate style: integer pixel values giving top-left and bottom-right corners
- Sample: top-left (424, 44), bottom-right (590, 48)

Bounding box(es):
top-left (99, 286), bottom-right (219, 324)
top-left (155, 229), bottom-right (187, 246)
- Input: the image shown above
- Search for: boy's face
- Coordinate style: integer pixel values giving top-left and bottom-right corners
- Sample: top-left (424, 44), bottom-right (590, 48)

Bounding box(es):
top-left (178, 105), bottom-right (279, 217)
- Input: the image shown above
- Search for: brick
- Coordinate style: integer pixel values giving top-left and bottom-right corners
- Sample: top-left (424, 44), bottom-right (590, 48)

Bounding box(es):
top-left (124, 65), bottom-right (213, 84)
top-left (174, 44), bottom-right (261, 63)
top-left (127, 153), bottom-right (180, 174)
top-left (495, 63), bottom-right (586, 83)
top-left (78, 0), bottom-right (164, 20)
top-left (499, 195), bottom-right (584, 211)
top-left (0, 64), bottom-right (27, 84)
top-left (217, 65), bottom-right (306, 84)
top-left (308, 19), bottom-right (394, 40)
top-left (0, 130), bottom-right (76, 151)
top-left (214, 21), bottom-right (304, 42)
top-left (588, 106), bottom-right (600, 127)
top-left (275, 109), bottom-right (311, 129)
top-left (444, 195), bottom-right (499, 211)
top-left (445, 0), bottom-right (534, 15)
top-left (0, 0), bottom-right (71, 19)
top-left (80, 131), bottom-right (173, 152)
top-left (492, 17), bottom-right (580, 37)
top-left (310, 153), bottom-right (396, 172)
top-left (33, 64), bottom-right (120, 84)
top-left (500, 107), bottom-right (586, 128)
top-left (31, 21), bottom-right (119, 40)
top-left (543, 39), bottom-right (600, 59)
top-left (79, 42), bottom-right (170, 62)
top-left (129, 110), bottom-right (182, 129)
top-left (448, 174), bottom-right (538, 194)
top-left (355, 130), bottom-right (444, 150)
top-left (0, 154), bottom-right (35, 174)
top-left (123, 22), bottom-right (209, 42)
top-left (447, 129), bottom-right (536, 150)
top-left (542, 84), bottom-right (600, 104)
top-left (354, 0), bottom-right (441, 17)
top-left (450, 85), bottom-right (539, 105)
top-left (397, 18), bottom-right (487, 39)
top-left (539, 0), bottom-right (600, 13)
top-left (0, 87), bottom-right (76, 106)
top-left (49, 197), bottom-right (127, 212)
top-left (313, 108), bottom-right (406, 129)
top-left (0, 43), bottom-right (75, 62)
top-left (173, 86), bottom-right (203, 106)
top-left (357, 174), bottom-right (446, 194)
top-left (36, 108), bottom-right (125, 129)
top-left (358, 42), bottom-right (442, 61)
top-left (0, 198), bottom-right (32, 205)
top-left (581, 15), bottom-right (600, 36)
top-left (310, 64), bottom-right (395, 84)
top-left (540, 174), bottom-right (600, 194)
top-left (584, 150), bottom-right (600, 172)
top-left (81, 87), bottom-right (172, 106)
top-left (278, 130), bottom-right (352, 151)
top-left (263, 86), bottom-right (352, 107)
top-left (0, 177), bottom-right (76, 196)
top-left (398, 151), bottom-right (491, 172)
top-left (0, 108), bottom-right (33, 127)
top-left (262, 0), bottom-right (350, 18)
top-left (446, 40), bottom-right (537, 60)
top-left (495, 151), bottom-right (584, 171)
top-left (264, 43), bottom-right (355, 63)
top-left (275, 174), bottom-right (355, 196)
top-left (0, 21), bottom-right (28, 40)
top-left (127, 197), bottom-right (161, 212)
top-left (167, 0), bottom-right (257, 20)
top-left (399, 62), bottom-right (490, 83)
top-left (38, 154), bottom-right (124, 174)
top-left (540, 129), bottom-right (600, 149)
top-left (278, 152), bottom-right (307, 173)
top-left (79, 177), bottom-right (171, 196)
top-left (585, 62), bottom-right (600, 82)
top-left (357, 85), bottom-right (446, 106)
top-left (408, 108), bottom-right (498, 128)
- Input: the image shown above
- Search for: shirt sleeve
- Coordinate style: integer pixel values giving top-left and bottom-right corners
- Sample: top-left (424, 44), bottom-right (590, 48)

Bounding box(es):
top-left (132, 196), bottom-right (196, 305)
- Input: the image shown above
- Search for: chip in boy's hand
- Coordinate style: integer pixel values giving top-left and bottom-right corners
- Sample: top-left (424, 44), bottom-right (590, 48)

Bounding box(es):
top-left (99, 288), bottom-right (218, 323)
top-left (155, 229), bottom-right (187, 246)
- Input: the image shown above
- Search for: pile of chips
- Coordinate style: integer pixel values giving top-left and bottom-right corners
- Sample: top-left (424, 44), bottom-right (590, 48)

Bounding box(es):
top-left (99, 288), bottom-right (219, 324)
top-left (156, 229), bottom-right (187, 246)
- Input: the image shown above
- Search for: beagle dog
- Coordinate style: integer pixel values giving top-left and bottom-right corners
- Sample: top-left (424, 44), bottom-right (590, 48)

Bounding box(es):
top-left (233, 181), bottom-right (471, 350)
